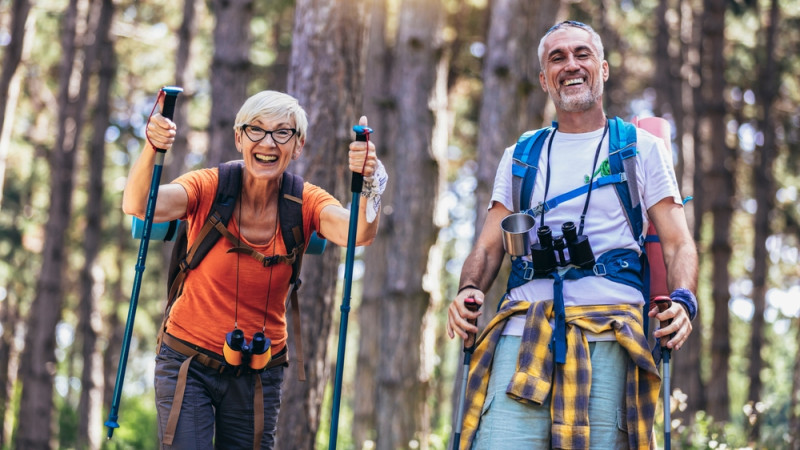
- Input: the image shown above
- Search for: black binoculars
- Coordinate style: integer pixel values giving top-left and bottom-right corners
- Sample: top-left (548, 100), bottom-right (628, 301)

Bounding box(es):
top-left (530, 221), bottom-right (595, 276)
top-left (222, 329), bottom-right (272, 370)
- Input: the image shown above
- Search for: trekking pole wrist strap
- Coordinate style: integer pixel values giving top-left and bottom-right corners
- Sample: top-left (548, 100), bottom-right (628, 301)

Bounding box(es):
top-left (670, 287), bottom-right (697, 321)
top-left (361, 159), bottom-right (387, 224)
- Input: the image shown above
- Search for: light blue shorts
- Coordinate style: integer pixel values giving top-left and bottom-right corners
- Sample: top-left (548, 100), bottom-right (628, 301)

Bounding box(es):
top-left (473, 335), bottom-right (629, 449)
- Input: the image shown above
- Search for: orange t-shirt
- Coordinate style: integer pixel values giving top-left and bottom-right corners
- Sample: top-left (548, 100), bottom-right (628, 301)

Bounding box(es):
top-left (167, 168), bottom-right (341, 355)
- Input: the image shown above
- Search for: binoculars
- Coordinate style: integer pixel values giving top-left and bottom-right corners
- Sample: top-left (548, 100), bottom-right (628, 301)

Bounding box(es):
top-left (222, 329), bottom-right (272, 371)
top-left (530, 221), bottom-right (595, 276)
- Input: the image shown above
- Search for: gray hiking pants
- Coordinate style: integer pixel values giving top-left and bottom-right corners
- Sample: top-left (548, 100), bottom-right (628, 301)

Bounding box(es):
top-left (154, 342), bottom-right (284, 449)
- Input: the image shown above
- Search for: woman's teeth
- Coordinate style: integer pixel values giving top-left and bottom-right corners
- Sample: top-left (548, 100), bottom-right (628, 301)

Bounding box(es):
top-left (255, 154), bottom-right (277, 163)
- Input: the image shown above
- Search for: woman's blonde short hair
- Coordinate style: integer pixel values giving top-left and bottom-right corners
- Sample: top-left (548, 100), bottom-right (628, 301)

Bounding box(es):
top-left (233, 90), bottom-right (309, 141)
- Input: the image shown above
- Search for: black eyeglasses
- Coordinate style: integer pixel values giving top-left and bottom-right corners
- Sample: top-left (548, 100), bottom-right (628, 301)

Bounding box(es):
top-left (240, 125), bottom-right (297, 144)
top-left (546, 20), bottom-right (591, 35)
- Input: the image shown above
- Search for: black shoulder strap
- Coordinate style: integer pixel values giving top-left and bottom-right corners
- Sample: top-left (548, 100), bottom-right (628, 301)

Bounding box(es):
top-left (191, 160), bottom-right (242, 269)
top-left (278, 171), bottom-right (305, 284)
top-left (166, 161), bottom-right (242, 302)
top-left (277, 170), bottom-right (307, 381)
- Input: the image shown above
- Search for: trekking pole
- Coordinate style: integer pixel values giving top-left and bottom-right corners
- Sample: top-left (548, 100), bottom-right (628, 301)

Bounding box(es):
top-left (105, 86), bottom-right (183, 439)
top-left (328, 124), bottom-right (372, 450)
top-left (452, 298), bottom-right (480, 450)
top-left (654, 296), bottom-right (673, 450)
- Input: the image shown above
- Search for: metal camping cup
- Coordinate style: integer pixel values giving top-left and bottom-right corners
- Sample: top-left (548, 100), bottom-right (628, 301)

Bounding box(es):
top-left (501, 213), bottom-right (535, 256)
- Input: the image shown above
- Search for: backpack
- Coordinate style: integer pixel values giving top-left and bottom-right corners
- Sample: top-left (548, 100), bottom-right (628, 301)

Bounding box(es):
top-left (508, 116), bottom-right (678, 333)
top-left (158, 160), bottom-right (314, 380)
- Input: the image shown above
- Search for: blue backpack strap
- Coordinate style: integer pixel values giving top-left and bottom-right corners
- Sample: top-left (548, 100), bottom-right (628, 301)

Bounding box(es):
top-left (512, 126), bottom-right (553, 212)
top-left (607, 117), bottom-right (643, 242)
top-left (608, 117), bottom-right (654, 330)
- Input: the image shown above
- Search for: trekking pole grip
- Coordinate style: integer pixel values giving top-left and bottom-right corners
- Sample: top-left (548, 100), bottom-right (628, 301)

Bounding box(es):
top-left (155, 86), bottom-right (183, 153)
top-left (464, 298), bottom-right (480, 352)
top-left (351, 125), bottom-right (372, 193)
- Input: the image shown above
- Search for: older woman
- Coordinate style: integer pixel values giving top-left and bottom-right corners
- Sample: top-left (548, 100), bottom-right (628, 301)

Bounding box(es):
top-left (122, 90), bottom-right (385, 449)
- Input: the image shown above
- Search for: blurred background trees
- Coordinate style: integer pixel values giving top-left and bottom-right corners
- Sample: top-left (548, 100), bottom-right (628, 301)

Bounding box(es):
top-left (0, 0), bottom-right (798, 448)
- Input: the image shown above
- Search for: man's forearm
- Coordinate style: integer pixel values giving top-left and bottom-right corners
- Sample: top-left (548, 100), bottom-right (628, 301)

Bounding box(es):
top-left (459, 246), bottom-right (504, 293)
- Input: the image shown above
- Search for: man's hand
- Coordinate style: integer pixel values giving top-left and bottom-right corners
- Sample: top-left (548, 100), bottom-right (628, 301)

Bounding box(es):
top-left (447, 288), bottom-right (484, 348)
top-left (649, 297), bottom-right (692, 350)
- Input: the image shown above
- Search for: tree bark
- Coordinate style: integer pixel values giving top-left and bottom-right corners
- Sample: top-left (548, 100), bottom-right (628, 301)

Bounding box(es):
top-left (353, 0), bottom-right (392, 446)
top-left (746, 0), bottom-right (780, 440)
top-left (701, 0), bottom-right (732, 423)
top-left (77, 1), bottom-right (115, 447)
top-left (368, 1), bottom-right (447, 448)
top-left (276, 0), bottom-right (369, 448)
top-left (103, 216), bottom-right (128, 415)
top-left (160, 0), bottom-right (200, 269)
top-left (163, 0), bottom-right (198, 183)
top-left (16, 0), bottom-right (95, 446)
top-left (207, 0), bottom-right (252, 166)
top-left (665, 0), bottom-right (707, 425)
top-left (0, 0), bottom-right (33, 210)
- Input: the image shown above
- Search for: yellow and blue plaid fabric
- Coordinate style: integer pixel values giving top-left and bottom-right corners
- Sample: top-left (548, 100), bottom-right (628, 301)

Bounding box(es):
top-left (460, 300), bottom-right (661, 450)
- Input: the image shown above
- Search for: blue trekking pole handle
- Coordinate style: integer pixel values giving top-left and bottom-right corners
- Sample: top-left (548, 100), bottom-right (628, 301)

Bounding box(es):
top-left (105, 86), bottom-right (182, 440)
top-left (329, 125), bottom-right (372, 450)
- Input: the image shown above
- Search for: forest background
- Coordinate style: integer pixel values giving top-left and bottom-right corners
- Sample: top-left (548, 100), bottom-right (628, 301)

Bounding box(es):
top-left (1, 0), bottom-right (799, 449)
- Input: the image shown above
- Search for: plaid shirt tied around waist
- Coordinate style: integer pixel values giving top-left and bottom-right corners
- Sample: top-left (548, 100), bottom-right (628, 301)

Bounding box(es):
top-left (460, 300), bottom-right (661, 450)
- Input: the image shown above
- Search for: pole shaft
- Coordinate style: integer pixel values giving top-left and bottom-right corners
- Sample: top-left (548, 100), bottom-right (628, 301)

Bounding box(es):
top-left (663, 350), bottom-right (671, 449)
top-left (452, 351), bottom-right (471, 450)
top-left (329, 128), bottom-right (369, 449)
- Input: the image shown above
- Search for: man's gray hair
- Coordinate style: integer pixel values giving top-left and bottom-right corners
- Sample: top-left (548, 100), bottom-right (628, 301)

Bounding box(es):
top-left (537, 21), bottom-right (605, 68)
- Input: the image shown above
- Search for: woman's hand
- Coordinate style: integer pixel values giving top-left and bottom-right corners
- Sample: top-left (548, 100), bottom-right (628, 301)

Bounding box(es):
top-left (348, 116), bottom-right (378, 176)
top-left (146, 113), bottom-right (177, 152)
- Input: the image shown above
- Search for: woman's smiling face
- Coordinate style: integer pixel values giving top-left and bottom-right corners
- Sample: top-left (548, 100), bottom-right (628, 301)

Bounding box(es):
top-left (235, 116), bottom-right (304, 180)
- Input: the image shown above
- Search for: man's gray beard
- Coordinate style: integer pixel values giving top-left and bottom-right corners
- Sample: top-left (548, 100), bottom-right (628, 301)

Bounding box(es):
top-left (553, 83), bottom-right (604, 113)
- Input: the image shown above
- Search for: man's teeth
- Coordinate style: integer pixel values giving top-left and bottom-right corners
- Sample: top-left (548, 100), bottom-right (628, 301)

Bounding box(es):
top-left (255, 154), bottom-right (277, 163)
top-left (564, 78), bottom-right (584, 86)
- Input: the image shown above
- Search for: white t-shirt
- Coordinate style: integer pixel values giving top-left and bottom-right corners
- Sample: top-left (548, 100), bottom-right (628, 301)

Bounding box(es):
top-left (492, 124), bottom-right (682, 335)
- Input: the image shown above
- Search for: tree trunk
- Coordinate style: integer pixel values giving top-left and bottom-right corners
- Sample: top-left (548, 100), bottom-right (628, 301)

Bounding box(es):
top-left (77, 1), bottom-right (115, 447)
top-left (161, 0), bottom-right (200, 270)
top-left (663, 0), bottom-right (706, 425)
top-left (207, 0), bottom-right (252, 166)
top-left (0, 0), bottom-right (33, 210)
top-left (746, 0), bottom-right (780, 440)
top-left (163, 0), bottom-right (198, 183)
top-left (16, 0), bottom-right (95, 446)
top-left (276, 1), bottom-right (369, 448)
top-left (103, 217), bottom-right (128, 415)
top-left (367, 1), bottom-right (447, 448)
top-left (353, 0), bottom-right (392, 446)
top-left (701, 0), bottom-right (732, 423)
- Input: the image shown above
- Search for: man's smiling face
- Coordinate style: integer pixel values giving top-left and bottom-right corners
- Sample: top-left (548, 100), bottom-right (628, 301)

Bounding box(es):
top-left (539, 27), bottom-right (609, 114)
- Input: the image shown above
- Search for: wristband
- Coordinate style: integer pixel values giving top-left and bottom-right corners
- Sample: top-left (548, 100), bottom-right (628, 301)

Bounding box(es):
top-left (670, 288), bottom-right (697, 321)
top-left (458, 284), bottom-right (480, 295)
top-left (361, 159), bottom-right (387, 224)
